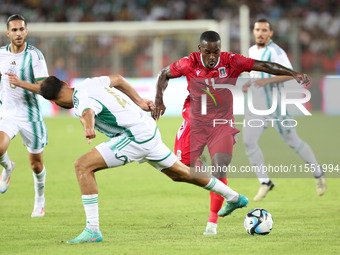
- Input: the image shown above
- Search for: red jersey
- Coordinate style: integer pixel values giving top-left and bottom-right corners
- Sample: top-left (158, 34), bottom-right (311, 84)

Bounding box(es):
top-left (170, 52), bottom-right (254, 125)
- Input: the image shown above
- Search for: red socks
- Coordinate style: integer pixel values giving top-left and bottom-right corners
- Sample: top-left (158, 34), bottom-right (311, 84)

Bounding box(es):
top-left (208, 177), bottom-right (228, 224)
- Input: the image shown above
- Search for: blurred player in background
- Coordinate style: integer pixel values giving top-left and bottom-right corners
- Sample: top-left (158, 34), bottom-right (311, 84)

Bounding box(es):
top-left (0, 14), bottom-right (49, 217)
top-left (242, 19), bottom-right (326, 201)
top-left (152, 30), bottom-right (311, 235)
top-left (15, 74), bottom-right (249, 243)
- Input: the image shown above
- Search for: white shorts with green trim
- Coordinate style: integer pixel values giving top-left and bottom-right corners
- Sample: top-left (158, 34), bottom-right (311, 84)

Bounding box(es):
top-left (0, 117), bottom-right (47, 153)
top-left (95, 129), bottom-right (177, 170)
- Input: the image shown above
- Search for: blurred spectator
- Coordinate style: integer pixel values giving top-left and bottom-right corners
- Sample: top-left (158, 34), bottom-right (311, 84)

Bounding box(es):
top-left (53, 57), bottom-right (68, 81)
top-left (1, 0), bottom-right (338, 75)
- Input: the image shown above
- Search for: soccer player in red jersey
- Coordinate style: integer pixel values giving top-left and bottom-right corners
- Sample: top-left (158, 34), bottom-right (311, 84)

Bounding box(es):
top-left (152, 31), bottom-right (310, 235)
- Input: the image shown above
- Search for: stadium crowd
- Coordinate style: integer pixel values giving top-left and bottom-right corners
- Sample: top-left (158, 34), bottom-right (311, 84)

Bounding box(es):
top-left (0, 0), bottom-right (338, 76)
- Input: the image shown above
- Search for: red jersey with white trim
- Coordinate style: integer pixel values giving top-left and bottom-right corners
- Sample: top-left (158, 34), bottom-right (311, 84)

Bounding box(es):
top-left (170, 52), bottom-right (254, 125)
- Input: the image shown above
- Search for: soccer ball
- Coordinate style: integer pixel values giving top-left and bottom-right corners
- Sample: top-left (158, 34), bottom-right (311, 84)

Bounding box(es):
top-left (244, 208), bottom-right (273, 235)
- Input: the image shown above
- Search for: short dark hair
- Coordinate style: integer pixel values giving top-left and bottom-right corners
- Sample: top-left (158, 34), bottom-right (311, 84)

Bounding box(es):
top-left (39, 76), bottom-right (64, 100)
top-left (7, 14), bottom-right (27, 29)
top-left (255, 18), bottom-right (272, 31)
top-left (200, 31), bottom-right (221, 43)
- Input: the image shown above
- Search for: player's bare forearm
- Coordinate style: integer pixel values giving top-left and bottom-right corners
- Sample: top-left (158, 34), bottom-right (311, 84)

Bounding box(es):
top-left (81, 109), bottom-right (96, 144)
top-left (108, 74), bottom-right (154, 111)
top-left (155, 66), bottom-right (173, 104)
top-left (253, 76), bottom-right (293, 88)
top-left (261, 76), bottom-right (292, 85)
top-left (109, 74), bottom-right (143, 106)
top-left (5, 72), bottom-right (42, 93)
top-left (81, 109), bottom-right (95, 130)
top-left (252, 60), bottom-right (311, 86)
top-left (252, 60), bottom-right (295, 76)
top-left (152, 66), bottom-right (173, 120)
top-left (243, 75), bottom-right (293, 92)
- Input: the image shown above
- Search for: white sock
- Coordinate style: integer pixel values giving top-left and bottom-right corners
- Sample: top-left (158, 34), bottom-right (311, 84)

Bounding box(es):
top-left (33, 167), bottom-right (46, 199)
top-left (204, 177), bottom-right (239, 202)
top-left (246, 146), bottom-right (270, 184)
top-left (0, 152), bottom-right (13, 172)
top-left (296, 142), bottom-right (323, 178)
top-left (82, 194), bottom-right (99, 233)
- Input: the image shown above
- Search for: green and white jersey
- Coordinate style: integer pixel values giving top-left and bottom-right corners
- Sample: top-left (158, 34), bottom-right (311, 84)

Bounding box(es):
top-left (0, 43), bottom-right (48, 121)
top-left (248, 40), bottom-right (293, 114)
top-left (73, 76), bottom-right (158, 142)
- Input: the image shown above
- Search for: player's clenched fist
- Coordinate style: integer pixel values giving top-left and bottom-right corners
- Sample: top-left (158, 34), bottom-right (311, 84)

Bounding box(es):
top-left (84, 128), bottom-right (96, 144)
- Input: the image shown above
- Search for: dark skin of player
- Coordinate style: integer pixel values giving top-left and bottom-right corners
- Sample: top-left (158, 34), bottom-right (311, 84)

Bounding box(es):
top-left (152, 40), bottom-right (311, 177)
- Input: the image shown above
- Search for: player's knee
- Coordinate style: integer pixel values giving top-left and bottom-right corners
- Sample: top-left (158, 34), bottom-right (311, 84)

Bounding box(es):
top-left (285, 138), bottom-right (300, 150)
top-left (74, 158), bottom-right (94, 175)
top-left (212, 153), bottom-right (232, 168)
top-left (0, 133), bottom-right (10, 156)
top-left (0, 148), bottom-right (6, 157)
top-left (30, 161), bottom-right (43, 172)
top-left (243, 139), bottom-right (257, 151)
top-left (74, 158), bottom-right (85, 173)
top-left (0, 142), bottom-right (9, 156)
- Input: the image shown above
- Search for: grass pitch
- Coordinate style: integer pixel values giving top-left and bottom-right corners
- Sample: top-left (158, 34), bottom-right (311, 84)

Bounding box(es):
top-left (0, 112), bottom-right (339, 255)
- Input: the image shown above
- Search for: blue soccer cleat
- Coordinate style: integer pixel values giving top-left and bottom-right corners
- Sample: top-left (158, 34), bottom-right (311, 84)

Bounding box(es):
top-left (67, 228), bottom-right (103, 244)
top-left (217, 194), bottom-right (248, 217)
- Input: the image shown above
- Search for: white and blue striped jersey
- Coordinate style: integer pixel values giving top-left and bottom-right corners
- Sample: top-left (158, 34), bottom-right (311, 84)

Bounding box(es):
top-left (0, 43), bottom-right (48, 121)
top-left (73, 76), bottom-right (157, 142)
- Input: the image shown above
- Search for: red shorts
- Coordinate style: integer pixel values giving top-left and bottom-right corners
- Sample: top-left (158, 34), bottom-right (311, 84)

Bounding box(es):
top-left (174, 120), bottom-right (239, 165)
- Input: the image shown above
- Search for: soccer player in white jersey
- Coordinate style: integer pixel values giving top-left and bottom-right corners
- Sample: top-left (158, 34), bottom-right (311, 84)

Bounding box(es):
top-left (242, 19), bottom-right (326, 200)
top-left (0, 14), bottom-right (48, 217)
top-left (11, 74), bottom-right (248, 243)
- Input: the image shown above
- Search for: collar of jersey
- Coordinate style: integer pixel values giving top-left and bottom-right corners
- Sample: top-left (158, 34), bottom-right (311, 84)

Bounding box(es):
top-left (6, 43), bottom-right (28, 53)
top-left (200, 53), bottom-right (220, 69)
top-left (266, 40), bottom-right (273, 47)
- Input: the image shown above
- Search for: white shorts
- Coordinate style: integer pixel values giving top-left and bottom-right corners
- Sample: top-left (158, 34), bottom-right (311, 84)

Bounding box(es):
top-left (0, 117), bottom-right (47, 153)
top-left (95, 128), bottom-right (177, 171)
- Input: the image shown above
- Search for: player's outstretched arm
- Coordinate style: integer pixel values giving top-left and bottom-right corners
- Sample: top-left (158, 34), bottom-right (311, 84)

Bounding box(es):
top-left (108, 74), bottom-right (154, 112)
top-left (80, 109), bottom-right (96, 144)
top-left (252, 60), bottom-right (311, 88)
top-left (152, 65), bottom-right (174, 121)
top-left (242, 75), bottom-right (292, 93)
top-left (5, 72), bottom-right (44, 93)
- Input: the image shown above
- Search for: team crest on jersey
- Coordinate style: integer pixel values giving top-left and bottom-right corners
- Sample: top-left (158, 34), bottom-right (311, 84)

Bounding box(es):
top-left (218, 67), bottom-right (227, 78)
top-left (196, 70), bottom-right (201, 76)
top-left (176, 150), bottom-right (182, 160)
